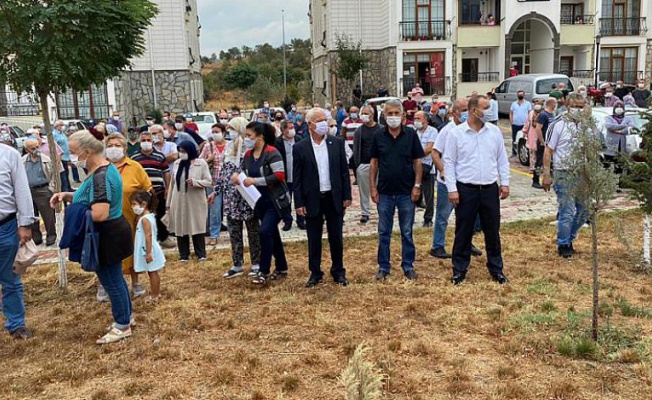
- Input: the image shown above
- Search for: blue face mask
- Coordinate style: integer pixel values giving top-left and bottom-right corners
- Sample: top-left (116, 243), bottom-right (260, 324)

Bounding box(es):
top-left (244, 138), bottom-right (256, 149)
top-left (459, 111), bottom-right (469, 123)
top-left (438, 108), bottom-right (446, 117)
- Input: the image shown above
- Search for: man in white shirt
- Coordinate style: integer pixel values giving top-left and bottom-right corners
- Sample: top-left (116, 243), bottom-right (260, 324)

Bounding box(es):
top-left (150, 124), bottom-right (179, 174)
top-left (293, 108), bottom-right (352, 287)
top-left (444, 95), bottom-right (510, 285)
top-left (414, 111), bottom-right (437, 227)
top-left (542, 94), bottom-right (590, 258)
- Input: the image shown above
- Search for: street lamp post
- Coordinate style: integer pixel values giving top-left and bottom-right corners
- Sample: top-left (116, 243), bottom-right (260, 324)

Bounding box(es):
top-left (594, 34), bottom-right (601, 88)
top-left (282, 9), bottom-right (287, 99)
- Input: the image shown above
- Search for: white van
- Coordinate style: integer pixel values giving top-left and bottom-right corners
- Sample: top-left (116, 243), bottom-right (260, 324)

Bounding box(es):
top-left (494, 74), bottom-right (574, 114)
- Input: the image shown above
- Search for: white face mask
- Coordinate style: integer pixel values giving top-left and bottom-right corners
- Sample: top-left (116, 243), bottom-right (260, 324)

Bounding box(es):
top-left (361, 115), bottom-right (371, 123)
top-left (328, 126), bottom-right (337, 136)
top-left (220, 119), bottom-right (229, 124)
top-left (140, 142), bottom-right (153, 152)
top-left (163, 130), bottom-right (170, 139)
top-left (212, 133), bottom-right (224, 142)
top-left (105, 147), bottom-right (124, 162)
top-left (386, 116), bottom-right (402, 129)
top-left (175, 123), bottom-right (184, 131)
top-left (132, 205), bottom-right (145, 216)
top-left (614, 107), bottom-right (624, 115)
top-left (146, 120), bottom-right (154, 126)
top-left (153, 135), bottom-right (162, 144)
top-left (638, 84), bottom-right (645, 89)
top-left (414, 121), bottom-right (424, 130)
top-left (179, 152), bottom-right (189, 161)
top-left (287, 129), bottom-right (296, 138)
top-left (314, 121), bottom-right (329, 136)
top-left (534, 105), bottom-right (543, 111)
top-left (228, 130), bottom-right (239, 140)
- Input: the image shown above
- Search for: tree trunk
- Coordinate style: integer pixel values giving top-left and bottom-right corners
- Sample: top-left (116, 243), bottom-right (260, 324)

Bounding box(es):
top-left (38, 89), bottom-right (67, 289)
top-left (591, 212), bottom-right (599, 341)
top-left (644, 214), bottom-right (650, 265)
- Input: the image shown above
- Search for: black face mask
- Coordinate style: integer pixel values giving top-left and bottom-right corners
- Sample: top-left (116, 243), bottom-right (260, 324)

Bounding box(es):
top-left (517, 95), bottom-right (524, 100)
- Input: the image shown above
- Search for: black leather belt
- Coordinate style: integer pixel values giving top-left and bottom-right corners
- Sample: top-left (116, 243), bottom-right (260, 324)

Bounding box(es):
top-left (457, 181), bottom-right (497, 190)
top-left (30, 183), bottom-right (49, 189)
top-left (320, 191), bottom-right (332, 198)
top-left (0, 213), bottom-right (16, 226)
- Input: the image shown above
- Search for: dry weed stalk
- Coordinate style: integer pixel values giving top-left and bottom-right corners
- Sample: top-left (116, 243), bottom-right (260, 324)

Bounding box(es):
top-left (339, 344), bottom-right (384, 400)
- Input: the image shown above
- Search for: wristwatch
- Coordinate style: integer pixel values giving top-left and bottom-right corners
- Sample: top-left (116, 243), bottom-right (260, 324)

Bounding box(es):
top-left (414, 184), bottom-right (421, 189)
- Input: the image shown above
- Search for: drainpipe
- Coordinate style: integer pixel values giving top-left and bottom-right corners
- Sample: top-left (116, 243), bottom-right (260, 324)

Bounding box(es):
top-left (148, 28), bottom-right (158, 110)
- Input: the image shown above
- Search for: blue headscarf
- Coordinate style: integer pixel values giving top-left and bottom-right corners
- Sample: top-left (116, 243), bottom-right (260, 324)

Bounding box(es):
top-left (175, 140), bottom-right (199, 192)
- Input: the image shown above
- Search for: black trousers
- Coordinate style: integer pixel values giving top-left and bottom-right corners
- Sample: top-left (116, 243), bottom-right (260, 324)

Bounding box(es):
top-left (452, 182), bottom-right (504, 276)
top-left (155, 191), bottom-right (169, 241)
top-left (177, 234), bottom-right (206, 259)
top-left (305, 192), bottom-right (345, 279)
top-left (284, 182), bottom-right (305, 226)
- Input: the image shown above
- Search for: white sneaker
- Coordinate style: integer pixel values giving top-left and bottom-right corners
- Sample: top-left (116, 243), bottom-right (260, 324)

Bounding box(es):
top-left (96, 325), bottom-right (132, 345)
top-left (248, 264), bottom-right (260, 277)
top-left (97, 285), bottom-right (109, 302)
top-left (133, 283), bottom-right (146, 298)
top-left (159, 237), bottom-right (176, 249)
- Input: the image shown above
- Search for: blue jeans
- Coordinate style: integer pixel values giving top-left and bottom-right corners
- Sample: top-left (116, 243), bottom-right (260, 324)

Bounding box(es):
top-left (0, 220), bottom-right (24, 333)
top-left (554, 171), bottom-right (588, 246)
top-left (207, 189), bottom-right (223, 239)
top-left (377, 194), bottom-right (416, 273)
top-left (432, 181), bottom-right (454, 251)
top-left (96, 261), bottom-right (132, 330)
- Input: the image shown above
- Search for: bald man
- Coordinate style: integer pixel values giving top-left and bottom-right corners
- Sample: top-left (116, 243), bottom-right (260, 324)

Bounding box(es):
top-left (22, 139), bottom-right (57, 246)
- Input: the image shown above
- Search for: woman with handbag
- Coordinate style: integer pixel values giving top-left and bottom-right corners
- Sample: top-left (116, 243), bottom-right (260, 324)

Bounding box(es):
top-left (235, 122), bottom-right (290, 285)
top-left (199, 123), bottom-right (228, 245)
top-left (50, 130), bottom-right (134, 344)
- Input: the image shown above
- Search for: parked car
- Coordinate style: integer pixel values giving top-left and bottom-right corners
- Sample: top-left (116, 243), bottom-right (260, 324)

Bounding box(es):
top-left (514, 107), bottom-right (647, 167)
top-left (494, 74), bottom-right (574, 115)
top-left (245, 107), bottom-right (287, 122)
top-left (61, 119), bottom-right (91, 131)
top-left (188, 112), bottom-right (218, 140)
top-left (7, 125), bottom-right (28, 153)
top-left (363, 96), bottom-right (401, 117)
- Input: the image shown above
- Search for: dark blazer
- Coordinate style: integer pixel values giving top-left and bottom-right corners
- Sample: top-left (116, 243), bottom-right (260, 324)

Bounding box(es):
top-left (292, 134), bottom-right (352, 218)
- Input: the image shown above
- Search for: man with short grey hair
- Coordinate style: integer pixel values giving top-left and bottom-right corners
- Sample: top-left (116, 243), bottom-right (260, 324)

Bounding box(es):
top-left (370, 99), bottom-right (424, 281)
top-left (0, 142), bottom-right (36, 339)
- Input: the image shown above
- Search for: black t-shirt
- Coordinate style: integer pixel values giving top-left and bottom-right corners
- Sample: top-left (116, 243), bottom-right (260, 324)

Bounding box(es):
top-left (359, 124), bottom-right (382, 165)
top-left (536, 110), bottom-right (555, 142)
top-left (371, 127), bottom-right (425, 195)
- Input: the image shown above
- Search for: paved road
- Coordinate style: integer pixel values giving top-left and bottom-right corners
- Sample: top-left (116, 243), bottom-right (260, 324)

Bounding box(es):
top-left (34, 120), bottom-right (638, 264)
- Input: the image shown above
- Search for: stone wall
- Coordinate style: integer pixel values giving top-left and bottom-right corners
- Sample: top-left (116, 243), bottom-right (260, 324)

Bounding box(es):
top-left (114, 70), bottom-right (204, 125)
top-left (313, 47), bottom-right (397, 108)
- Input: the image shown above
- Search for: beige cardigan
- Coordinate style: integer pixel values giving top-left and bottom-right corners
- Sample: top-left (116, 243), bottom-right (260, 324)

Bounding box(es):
top-left (22, 153), bottom-right (55, 192)
top-left (167, 158), bottom-right (212, 236)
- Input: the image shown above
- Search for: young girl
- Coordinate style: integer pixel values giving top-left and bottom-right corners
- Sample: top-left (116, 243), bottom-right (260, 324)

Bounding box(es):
top-left (131, 190), bottom-right (166, 302)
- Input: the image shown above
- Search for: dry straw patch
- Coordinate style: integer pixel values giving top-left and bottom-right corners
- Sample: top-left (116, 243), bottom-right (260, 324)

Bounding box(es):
top-left (0, 211), bottom-right (651, 399)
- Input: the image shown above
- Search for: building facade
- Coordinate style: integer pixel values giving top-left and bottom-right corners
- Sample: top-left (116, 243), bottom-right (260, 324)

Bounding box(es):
top-left (46, 0), bottom-right (203, 125)
top-left (310, 0), bottom-right (652, 104)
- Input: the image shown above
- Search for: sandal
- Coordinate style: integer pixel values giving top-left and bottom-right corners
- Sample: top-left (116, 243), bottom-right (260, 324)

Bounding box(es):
top-left (270, 270), bottom-right (288, 280)
top-left (251, 273), bottom-right (269, 285)
top-left (96, 325), bottom-right (132, 345)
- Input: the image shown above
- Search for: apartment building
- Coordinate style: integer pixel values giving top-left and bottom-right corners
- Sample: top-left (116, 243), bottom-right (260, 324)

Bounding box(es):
top-left (310, 0), bottom-right (652, 103)
top-left (45, 0), bottom-right (203, 124)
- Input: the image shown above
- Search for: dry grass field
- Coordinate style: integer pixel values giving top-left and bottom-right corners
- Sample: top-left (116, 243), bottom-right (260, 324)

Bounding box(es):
top-left (1, 211), bottom-right (652, 400)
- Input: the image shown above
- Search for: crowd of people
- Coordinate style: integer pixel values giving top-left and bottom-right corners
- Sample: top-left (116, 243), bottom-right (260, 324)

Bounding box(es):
top-left (0, 77), bottom-right (649, 344)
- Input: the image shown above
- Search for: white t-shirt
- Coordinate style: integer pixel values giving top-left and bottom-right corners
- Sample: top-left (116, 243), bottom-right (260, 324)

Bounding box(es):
top-left (417, 125), bottom-right (438, 174)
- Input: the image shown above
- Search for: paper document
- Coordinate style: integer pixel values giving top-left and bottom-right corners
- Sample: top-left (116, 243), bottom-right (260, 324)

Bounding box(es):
top-left (236, 172), bottom-right (261, 209)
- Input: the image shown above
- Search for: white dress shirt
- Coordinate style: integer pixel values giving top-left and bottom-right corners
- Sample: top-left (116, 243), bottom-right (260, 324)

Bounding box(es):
top-left (443, 122), bottom-right (510, 193)
top-left (0, 145), bottom-right (36, 226)
top-left (311, 135), bottom-right (332, 192)
top-left (434, 121), bottom-right (456, 184)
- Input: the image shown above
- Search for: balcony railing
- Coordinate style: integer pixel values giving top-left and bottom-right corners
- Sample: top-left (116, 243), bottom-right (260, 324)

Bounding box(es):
top-left (557, 69), bottom-right (593, 79)
top-left (599, 17), bottom-right (647, 36)
top-left (561, 15), bottom-right (594, 25)
top-left (399, 20), bottom-right (450, 41)
top-left (459, 72), bottom-right (500, 83)
top-left (403, 76), bottom-right (451, 96)
top-left (0, 91), bottom-right (40, 117)
top-left (598, 70), bottom-right (644, 85)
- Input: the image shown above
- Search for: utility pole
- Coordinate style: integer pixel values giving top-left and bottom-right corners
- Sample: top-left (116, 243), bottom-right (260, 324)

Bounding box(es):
top-left (282, 9), bottom-right (287, 99)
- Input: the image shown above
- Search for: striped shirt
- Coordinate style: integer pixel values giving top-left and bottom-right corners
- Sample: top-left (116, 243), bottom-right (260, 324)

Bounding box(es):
top-left (342, 118), bottom-right (363, 146)
top-left (131, 150), bottom-right (170, 193)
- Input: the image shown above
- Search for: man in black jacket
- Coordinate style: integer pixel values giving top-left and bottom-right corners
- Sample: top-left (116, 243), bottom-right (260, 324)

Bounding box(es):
top-left (275, 120), bottom-right (305, 230)
top-left (293, 107), bottom-right (352, 287)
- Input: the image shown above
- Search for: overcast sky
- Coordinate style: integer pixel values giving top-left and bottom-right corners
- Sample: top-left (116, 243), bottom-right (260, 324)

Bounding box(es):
top-left (197, 0), bottom-right (311, 57)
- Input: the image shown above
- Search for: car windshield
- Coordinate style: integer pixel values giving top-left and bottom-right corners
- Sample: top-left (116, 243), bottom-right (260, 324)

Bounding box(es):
top-left (536, 78), bottom-right (575, 94)
top-left (192, 115), bottom-right (216, 123)
top-left (12, 126), bottom-right (25, 137)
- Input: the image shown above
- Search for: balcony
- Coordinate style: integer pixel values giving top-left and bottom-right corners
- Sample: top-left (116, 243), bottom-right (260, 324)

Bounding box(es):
top-left (560, 18), bottom-right (595, 46)
top-left (556, 69), bottom-right (594, 87)
top-left (459, 72), bottom-right (500, 83)
top-left (599, 18), bottom-right (647, 36)
top-left (457, 25), bottom-right (501, 48)
top-left (561, 15), bottom-right (594, 25)
top-left (403, 76), bottom-right (451, 96)
top-left (598, 70), bottom-right (644, 85)
top-left (399, 20), bottom-right (450, 41)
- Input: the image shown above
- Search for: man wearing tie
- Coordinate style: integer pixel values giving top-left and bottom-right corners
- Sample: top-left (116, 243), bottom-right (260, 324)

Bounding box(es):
top-left (293, 108), bottom-right (352, 287)
top-left (443, 95), bottom-right (510, 285)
